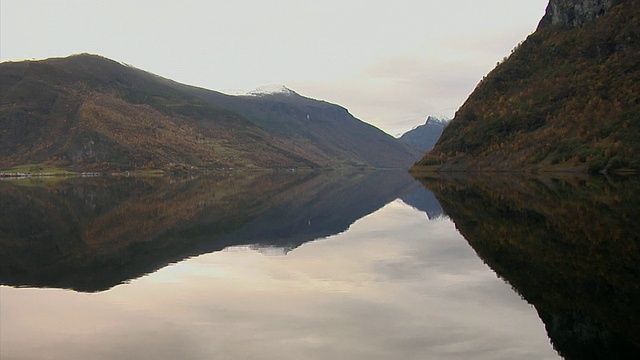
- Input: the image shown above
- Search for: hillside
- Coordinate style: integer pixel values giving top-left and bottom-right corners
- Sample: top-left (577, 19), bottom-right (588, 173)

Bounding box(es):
top-left (399, 116), bottom-right (449, 152)
top-left (412, 0), bottom-right (640, 173)
top-left (171, 82), bottom-right (423, 169)
top-left (0, 54), bottom-right (421, 172)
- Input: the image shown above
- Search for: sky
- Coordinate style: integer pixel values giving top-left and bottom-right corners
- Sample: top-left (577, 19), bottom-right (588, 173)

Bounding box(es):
top-left (0, 0), bottom-right (549, 136)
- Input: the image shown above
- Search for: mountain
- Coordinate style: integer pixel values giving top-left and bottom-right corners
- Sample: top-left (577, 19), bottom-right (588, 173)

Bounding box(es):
top-left (169, 80), bottom-right (423, 169)
top-left (0, 54), bottom-right (422, 172)
top-left (412, 0), bottom-right (640, 173)
top-left (399, 116), bottom-right (450, 152)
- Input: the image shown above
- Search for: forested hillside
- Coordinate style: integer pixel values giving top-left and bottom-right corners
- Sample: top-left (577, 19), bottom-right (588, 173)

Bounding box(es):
top-left (0, 54), bottom-right (420, 172)
top-left (412, 0), bottom-right (639, 172)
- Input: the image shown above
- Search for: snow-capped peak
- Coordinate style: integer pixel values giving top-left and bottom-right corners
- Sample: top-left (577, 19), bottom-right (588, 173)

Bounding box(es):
top-left (219, 84), bottom-right (296, 97)
top-left (425, 115), bottom-right (451, 124)
top-left (247, 84), bottom-right (295, 96)
top-left (402, 115), bottom-right (451, 134)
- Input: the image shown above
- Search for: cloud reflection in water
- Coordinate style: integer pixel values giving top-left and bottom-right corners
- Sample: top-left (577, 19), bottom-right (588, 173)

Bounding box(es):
top-left (1, 199), bottom-right (558, 360)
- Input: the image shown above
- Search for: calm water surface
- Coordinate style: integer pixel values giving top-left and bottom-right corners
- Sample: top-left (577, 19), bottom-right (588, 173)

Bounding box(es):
top-left (2, 171), bottom-right (636, 359)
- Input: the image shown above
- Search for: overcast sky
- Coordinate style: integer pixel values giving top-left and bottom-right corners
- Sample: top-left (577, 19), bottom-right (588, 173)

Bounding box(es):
top-left (1, 0), bottom-right (549, 136)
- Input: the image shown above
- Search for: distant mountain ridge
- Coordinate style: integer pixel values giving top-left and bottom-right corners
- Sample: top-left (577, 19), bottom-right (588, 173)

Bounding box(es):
top-left (169, 79), bottom-right (423, 169)
top-left (412, 0), bottom-right (640, 173)
top-left (399, 116), bottom-right (450, 152)
top-left (0, 54), bottom-right (421, 171)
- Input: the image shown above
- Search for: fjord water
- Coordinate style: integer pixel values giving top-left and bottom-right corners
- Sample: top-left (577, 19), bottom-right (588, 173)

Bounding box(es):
top-left (1, 172), bottom-right (637, 359)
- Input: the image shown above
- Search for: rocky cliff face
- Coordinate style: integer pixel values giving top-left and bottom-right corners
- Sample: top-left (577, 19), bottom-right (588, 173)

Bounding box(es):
top-left (538, 0), bottom-right (618, 28)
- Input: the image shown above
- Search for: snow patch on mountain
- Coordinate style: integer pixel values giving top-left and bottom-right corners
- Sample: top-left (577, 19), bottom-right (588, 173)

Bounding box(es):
top-left (399, 115), bottom-right (452, 152)
top-left (220, 84), bottom-right (297, 97)
top-left (248, 84), bottom-right (296, 96)
top-left (419, 115), bottom-right (451, 127)
top-left (219, 88), bottom-right (247, 96)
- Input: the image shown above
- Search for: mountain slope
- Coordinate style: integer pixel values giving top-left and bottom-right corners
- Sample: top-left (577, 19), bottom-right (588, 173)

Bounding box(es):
top-left (399, 116), bottom-right (450, 152)
top-left (168, 81), bottom-right (423, 169)
top-left (0, 55), bottom-right (277, 170)
top-left (0, 54), bottom-right (421, 171)
top-left (412, 0), bottom-right (640, 173)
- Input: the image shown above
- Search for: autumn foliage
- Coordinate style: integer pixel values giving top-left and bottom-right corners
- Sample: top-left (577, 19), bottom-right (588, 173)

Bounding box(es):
top-left (414, 0), bottom-right (640, 172)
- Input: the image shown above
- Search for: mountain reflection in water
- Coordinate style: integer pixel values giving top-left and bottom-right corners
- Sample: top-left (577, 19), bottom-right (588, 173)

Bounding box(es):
top-left (416, 174), bottom-right (640, 359)
top-left (2, 171), bottom-right (562, 360)
top-left (6, 171), bottom-right (637, 358)
top-left (0, 171), bottom-right (436, 292)
top-left (1, 171), bottom-right (569, 359)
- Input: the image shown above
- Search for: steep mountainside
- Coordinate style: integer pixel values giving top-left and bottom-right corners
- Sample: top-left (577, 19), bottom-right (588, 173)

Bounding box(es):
top-left (412, 0), bottom-right (639, 173)
top-left (399, 116), bottom-right (450, 152)
top-left (0, 54), bottom-right (421, 172)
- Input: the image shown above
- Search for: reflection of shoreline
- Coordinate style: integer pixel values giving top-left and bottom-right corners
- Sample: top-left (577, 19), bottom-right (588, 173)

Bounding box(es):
top-left (416, 174), bottom-right (640, 358)
top-left (0, 171), bottom-right (423, 292)
top-left (0, 172), bottom-right (103, 178)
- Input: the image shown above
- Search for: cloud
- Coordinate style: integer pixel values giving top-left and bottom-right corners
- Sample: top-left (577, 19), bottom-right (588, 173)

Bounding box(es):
top-left (292, 54), bottom-right (483, 135)
top-left (290, 18), bottom-right (543, 136)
